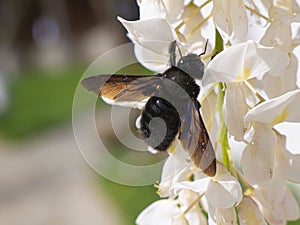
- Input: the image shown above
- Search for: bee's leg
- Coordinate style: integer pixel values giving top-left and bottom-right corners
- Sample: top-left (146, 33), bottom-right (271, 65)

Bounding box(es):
top-left (199, 39), bottom-right (209, 57)
top-left (169, 41), bottom-right (177, 67)
top-left (169, 41), bottom-right (182, 67)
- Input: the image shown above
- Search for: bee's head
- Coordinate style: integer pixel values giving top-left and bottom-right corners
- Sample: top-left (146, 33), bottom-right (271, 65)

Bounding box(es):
top-left (177, 53), bottom-right (205, 80)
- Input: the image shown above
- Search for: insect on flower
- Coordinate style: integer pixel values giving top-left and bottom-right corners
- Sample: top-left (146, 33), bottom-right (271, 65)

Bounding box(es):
top-left (81, 41), bottom-right (216, 176)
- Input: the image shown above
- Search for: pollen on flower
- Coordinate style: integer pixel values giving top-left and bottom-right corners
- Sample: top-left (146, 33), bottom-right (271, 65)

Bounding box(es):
top-left (236, 65), bottom-right (251, 82)
top-left (271, 107), bottom-right (288, 125)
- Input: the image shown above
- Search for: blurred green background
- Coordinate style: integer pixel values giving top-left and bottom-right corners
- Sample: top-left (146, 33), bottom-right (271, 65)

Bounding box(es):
top-left (0, 1), bottom-right (299, 225)
top-left (0, 1), bottom-right (160, 225)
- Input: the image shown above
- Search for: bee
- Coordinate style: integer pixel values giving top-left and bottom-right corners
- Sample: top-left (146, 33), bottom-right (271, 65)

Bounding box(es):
top-left (81, 41), bottom-right (216, 176)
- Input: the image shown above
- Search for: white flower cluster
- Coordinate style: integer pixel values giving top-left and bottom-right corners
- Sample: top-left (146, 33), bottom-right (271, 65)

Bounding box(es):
top-left (118, 0), bottom-right (300, 224)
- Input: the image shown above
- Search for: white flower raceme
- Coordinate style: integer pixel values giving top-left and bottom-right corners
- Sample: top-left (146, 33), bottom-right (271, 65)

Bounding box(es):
top-left (244, 89), bottom-right (300, 183)
top-left (249, 135), bottom-right (300, 225)
top-left (118, 0), bottom-right (211, 72)
top-left (203, 40), bottom-right (289, 141)
top-left (118, 17), bottom-right (176, 72)
top-left (115, 1), bottom-right (300, 224)
top-left (243, 90), bottom-right (300, 223)
top-left (258, 1), bottom-right (300, 99)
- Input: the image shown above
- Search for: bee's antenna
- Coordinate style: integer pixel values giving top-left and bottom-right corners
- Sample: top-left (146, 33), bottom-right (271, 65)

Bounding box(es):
top-left (169, 41), bottom-right (182, 67)
top-left (199, 39), bottom-right (209, 57)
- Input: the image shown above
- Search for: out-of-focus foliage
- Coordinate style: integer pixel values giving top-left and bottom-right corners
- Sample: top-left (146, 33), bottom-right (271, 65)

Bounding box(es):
top-left (98, 176), bottom-right (159, 225)
top-left (0, 65), bottom-right (84, 139)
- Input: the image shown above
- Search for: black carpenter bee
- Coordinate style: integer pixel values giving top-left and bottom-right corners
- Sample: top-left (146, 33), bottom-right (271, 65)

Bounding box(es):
top-left (81, 41), bottom-right (216, 176)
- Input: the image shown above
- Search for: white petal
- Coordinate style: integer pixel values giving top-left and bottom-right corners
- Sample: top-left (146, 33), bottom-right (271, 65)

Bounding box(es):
top-left (185, 207), bottom-right (208, 225)
top-left (241, 124), bottom-right (276, 186)
top-left (138, 0), bottom-right (184, 23)
top-left (230, 0), bottom-right (248, 41)
top-left (237, 196), bottom-right (267, 225)
top-left (215, 207), bottom-right (238, 225)
top-left (134, 43), bottom-right (169, 73)
top-left (250, 136), bottom-right (294, 224)
top-left (260, 19), bottom-right (292, 53)
top-left (268, 136), bottom-right (290, 197)
top-left (203, 42), bottom-right (247, 85)
top-left (118, 17), bottom-right (175, 51)
top-left (255, 44), bottom-right (289, 76)
top-left (212, 0), bottom-right (232, 38)
top-left (138, 0), bottom-right (167, 20)
top-left (203, 41), bottom-right (289, 86)
top-left (178, 190), bottom-right (208, 225)
top-left (136, 199), bottom-right (180, 225)
top-left (208, 204), bottom-right (238, 225)
top-left (262, 53), bottom-right (298, 98)
top-left (224, 83), bottom-right (250, 141)
top-left (213, 0), bottom-right (247, 41)
top-left (244, 89), bottom-right (300, 125)
top-left (258, 187), bottom-right (300, 224)
top-left (206, 163), bottom-right (243, 208)
top-left (270, 4), bottom-right (295, 25)
top-left (206, 181), bottom-right (241, 209)
top-left (173, 217), bottom-right (189, 225)
top-left (159, 146), bottom-right (191, 198)
top-left (174, 178), bottom-right (211, 195)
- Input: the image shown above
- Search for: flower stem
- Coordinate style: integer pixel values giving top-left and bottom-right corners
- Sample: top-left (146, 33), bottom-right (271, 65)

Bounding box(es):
top-left (183, 194), bottom-right (204, 215)
top-left (244, 4), bottom-right (272, 22)
top-left (175, 0), bottom-right (212, 43)
top-left (235, 207), bottom-right (241, 225)
top-left (186, 13), bottom-right (212, 40)
top-left (244, 80), bottom-right (265, 103)
top-left (217, 83), bottom-right (231, 172)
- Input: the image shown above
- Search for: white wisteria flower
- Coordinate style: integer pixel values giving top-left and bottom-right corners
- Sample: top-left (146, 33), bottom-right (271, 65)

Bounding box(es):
top-left (118, 17), bottom-right (176, 72)
top-left (203, 40), bottom-right (289, 141)
top-left (137, 0), bottom-right (185, 23)
top-left (212, 0), bottom-right (248, 42)
top-left (174, 163), bottom-right (242, 209)
top-left (203, 40), bottom-right (290, 85)
top-left (114, 1), bottom-right (300, 224)
top-left (242, 90), bottom-right (300, 223)
top-left (158, 145), bottom-right (192, 198)
top-left (136, 190), bottom-right (208, 225)
top-left (237, 196), bottom-right (267, 225)
top-left (173, 163), bottom-right (243, 224)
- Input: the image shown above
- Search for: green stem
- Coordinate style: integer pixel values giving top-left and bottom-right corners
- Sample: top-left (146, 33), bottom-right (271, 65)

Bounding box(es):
top-left (217, 83), bottom-right (230, 172)
top-left (235, 207), bottom-right (241, 225)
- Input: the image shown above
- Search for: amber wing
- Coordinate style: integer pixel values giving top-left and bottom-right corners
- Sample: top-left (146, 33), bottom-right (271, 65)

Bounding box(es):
top-left (179, 101), bottom-right (216, 177)
top-left (81, 74), bottom-right (162, 102)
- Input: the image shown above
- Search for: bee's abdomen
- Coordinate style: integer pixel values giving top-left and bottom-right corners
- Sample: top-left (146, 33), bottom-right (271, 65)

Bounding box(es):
top-left (140, 96), bottom-right (180, 151)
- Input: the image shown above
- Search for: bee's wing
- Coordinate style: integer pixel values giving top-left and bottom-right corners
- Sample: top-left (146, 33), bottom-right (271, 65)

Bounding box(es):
top-left (179, 101), bottom-right (216, 176)
top-left (81, 74), bottom-right (162, 104)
